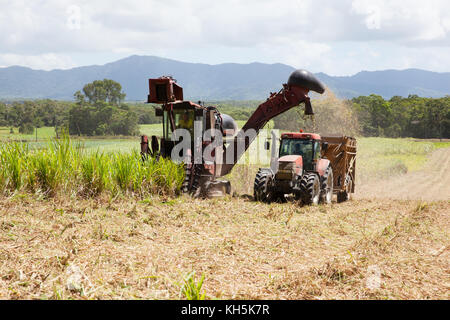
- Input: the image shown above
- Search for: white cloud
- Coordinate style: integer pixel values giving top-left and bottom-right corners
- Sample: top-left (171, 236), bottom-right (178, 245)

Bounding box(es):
top-left (0, 0), bottom-right (449, 74)
top-left (0, 53), bottom-right (75, 70)
top-left (351, 1), bottom-right (382, 29)
top-left (350, 0), bottom-right (450, 44)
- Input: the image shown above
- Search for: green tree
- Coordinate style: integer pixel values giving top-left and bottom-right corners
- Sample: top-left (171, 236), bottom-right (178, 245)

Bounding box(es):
top-left (0, 102), bottom-right (7, 126)
top-left (352, 94), bottom-right (393, 136)
top-left (351, 94), bottom-right (450, 139)
top-left (69, 79), bottom-right (138, 136)
top-left (19, 122), bottom-right (35, 134)
top-left (75, 79), bottom-right (126, 106)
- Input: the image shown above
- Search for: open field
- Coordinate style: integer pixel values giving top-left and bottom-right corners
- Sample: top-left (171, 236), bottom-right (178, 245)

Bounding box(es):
top-left (0, 123), bottom-right (269, 153)
top-left (0, 126), bottom-right (145, 153)
top-left (0, 132), bottom-right (449, 300)
top-left (0, 195), bottom-right (448, 300)
top-left (358, 147), bottom-right (450, 201)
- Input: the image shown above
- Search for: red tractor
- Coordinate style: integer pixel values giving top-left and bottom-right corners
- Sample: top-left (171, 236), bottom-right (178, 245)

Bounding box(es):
top-left (140, 70), bottom-right (356, 202)
top-left (254, 132), bottom-right (356, 205)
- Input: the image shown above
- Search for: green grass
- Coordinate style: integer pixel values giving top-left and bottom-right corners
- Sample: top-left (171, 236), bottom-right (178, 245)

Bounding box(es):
top-left (235, 120), bottom-right (246, 129)
top-left (81, 140), bottom-right (139, 153)
top-left (0, 135), bottom-right (184, 198)
top-left (235, 120), bottom-right (274, 130)
top-left (179, 272), bottom-right (206, 300)
top-left (0, 126), bottom-right (56, 141)
top-left (0, 126), bottom-right (148, 153)
top-left (139, 124), bottom-right (163, 137)
top-left (356, 137), bottom-right (442, 183)
top-left (432, 141), bottom-right (450, 149)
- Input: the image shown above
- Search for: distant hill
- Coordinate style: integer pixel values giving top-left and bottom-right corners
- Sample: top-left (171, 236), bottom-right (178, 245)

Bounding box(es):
top-left (315, 69), bottom-right (450, 98)
top-left (0, 55), bottom-right (448, 101)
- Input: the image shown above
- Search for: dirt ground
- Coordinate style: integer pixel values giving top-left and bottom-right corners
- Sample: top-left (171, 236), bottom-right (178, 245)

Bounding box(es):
top-left (357, 147), bottom-right (450, 201)
top-left (0, 148), bottom-right (448, 300)
top-left (0, 198), bottom-right (448, 300)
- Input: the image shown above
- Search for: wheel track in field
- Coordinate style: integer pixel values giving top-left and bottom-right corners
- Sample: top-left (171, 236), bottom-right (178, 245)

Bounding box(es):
top-left (356, 147), bottom-right (450, 201)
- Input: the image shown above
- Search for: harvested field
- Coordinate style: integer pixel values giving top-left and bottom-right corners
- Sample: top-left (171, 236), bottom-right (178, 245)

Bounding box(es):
top-left (357, 147), bottom-right (450, 201)
top-left (0, 195), bottom-right (448, 300)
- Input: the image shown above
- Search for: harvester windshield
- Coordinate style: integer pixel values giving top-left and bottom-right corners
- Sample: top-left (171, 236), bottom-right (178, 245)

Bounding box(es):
top-left (161, 108), bottom-right (195, 141)
top-left (175, 109), bottom-right (194, 133)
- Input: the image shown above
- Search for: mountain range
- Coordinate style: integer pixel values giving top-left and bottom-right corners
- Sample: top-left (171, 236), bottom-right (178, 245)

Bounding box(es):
top-left (0, 55), bottom-right (448, 101)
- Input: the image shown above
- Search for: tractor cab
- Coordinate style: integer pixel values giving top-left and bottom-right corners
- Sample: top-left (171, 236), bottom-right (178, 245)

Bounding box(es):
top-left (279, 133), bottom-right (324, 171)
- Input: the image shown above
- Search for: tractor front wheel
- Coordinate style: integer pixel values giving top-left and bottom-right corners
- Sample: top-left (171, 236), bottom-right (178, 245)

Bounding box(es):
top-left (254, 169), bottom-right (274, 203)
top-left (300, 173), bottom-right (321, 205)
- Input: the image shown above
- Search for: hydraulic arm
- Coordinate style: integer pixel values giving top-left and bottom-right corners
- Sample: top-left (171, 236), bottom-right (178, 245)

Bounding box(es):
top-left (219, 70), bottom-right (325, 176)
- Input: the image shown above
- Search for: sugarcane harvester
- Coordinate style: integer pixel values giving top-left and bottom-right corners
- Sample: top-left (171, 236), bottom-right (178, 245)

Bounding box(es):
top-left (141, 70), bottom-right (330, 198)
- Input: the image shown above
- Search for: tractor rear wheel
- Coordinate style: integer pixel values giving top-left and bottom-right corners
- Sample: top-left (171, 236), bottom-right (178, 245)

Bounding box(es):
top-left (254, 169), bottom-right (274, 203)
top-left (337, 174), bottom-right (352, 203)
top-left (321, 166), bottom-right (334, 204)
top-left (300, 173), bottom-right (321, 205)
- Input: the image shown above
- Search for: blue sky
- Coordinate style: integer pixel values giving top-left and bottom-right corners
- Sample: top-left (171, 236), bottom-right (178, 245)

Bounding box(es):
top-left (0, 0), bottom-right (449, 76)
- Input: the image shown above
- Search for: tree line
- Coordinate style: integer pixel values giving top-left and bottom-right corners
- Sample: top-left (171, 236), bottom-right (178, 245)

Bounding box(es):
top-left (0, 99), bottom-right (70, 135)
top-left (352, 94), bottom-right (449, 139)
top-left (0, 79), bottom-right (160, 136)
top-left (1, 80), bottom-right (448, 139)
top-left (220, 93), bottom-right (449, 139)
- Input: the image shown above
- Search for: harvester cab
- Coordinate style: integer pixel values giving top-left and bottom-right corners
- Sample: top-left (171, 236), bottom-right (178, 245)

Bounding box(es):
top-left (141, 76), bottom-right (238, 197)
top-left (142, 76), bottom-right (237, 158)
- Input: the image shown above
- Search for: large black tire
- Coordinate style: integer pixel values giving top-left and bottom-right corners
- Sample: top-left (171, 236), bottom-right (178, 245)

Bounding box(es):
top-left (254, 169), bottom-right (274, 203)
top-left (337, 174), bottom-right (352, 203)
top-left (320, 166), bottom-right (334, 204)
top-left (300, 173), bottom-right (321, 205)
